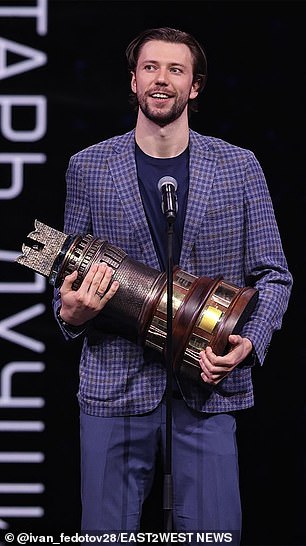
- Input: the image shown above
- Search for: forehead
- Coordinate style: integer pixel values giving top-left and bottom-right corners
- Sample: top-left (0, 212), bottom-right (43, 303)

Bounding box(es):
top-left (137, 40), bottom-right (193, 67)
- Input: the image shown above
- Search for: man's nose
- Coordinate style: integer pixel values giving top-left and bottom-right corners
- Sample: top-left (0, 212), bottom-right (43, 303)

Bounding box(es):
top-left (155, 67), bottom-right (169, 84)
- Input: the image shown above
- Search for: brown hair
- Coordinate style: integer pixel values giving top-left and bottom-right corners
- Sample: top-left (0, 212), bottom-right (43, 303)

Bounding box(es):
top-left (125, 27), bottom-right (207, 113)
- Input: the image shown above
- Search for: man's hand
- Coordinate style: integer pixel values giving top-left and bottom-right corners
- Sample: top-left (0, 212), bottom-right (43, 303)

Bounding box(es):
top-left (59, 262), bottom-right (119, 326)
top-left (199, 335), bottom-right (253, 385)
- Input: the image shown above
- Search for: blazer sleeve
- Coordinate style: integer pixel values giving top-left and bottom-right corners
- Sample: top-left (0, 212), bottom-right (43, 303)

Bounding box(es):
top-left (240, 151), bottom-right (293, 365)
top-left (52, 153), bottom-right (93, 339)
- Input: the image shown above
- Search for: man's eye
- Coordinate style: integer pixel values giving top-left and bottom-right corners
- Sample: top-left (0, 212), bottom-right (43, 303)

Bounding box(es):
top-left (144, 64), bottom-right (156, 71)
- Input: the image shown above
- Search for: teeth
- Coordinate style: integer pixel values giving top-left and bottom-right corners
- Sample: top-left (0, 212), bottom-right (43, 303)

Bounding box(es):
top-left (152, 93), bottom-right (169, 98)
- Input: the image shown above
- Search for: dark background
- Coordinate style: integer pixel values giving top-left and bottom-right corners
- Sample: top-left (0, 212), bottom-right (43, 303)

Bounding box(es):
top-left (1, 1), bottom-right (305, 544)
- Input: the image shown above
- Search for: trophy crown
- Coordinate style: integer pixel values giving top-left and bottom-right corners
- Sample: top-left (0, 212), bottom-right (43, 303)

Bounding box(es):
top-left (15, 219), bottom-right (68, 278)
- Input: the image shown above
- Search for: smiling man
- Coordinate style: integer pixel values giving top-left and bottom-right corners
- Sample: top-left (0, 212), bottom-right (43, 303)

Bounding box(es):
top-left (131, 39), bottom-right (199, 130)
top-left (53, 27), bottom-right (292, 541)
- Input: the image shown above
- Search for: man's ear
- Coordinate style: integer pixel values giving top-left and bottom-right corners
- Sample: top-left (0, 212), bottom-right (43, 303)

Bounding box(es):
top-left (189, 80), bottom-right (200, 100)
top-left (131, 71), bottom-right (136, 93)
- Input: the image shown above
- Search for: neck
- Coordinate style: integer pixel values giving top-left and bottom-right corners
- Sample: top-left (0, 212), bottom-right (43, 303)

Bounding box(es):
top-left (135, 110), bottom-right (189, 158)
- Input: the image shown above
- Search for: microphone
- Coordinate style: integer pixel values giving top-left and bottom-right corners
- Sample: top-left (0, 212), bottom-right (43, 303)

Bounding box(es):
top-left (157, 176), bottom-right (178, 223)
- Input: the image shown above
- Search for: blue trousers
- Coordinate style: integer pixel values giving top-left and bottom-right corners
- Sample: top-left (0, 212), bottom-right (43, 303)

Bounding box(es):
top-left (80, 396), bottom-right (241, 537)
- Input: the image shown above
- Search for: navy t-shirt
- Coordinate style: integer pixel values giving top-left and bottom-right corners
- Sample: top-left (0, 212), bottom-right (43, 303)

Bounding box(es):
top-left (135, 144), bottom-right (189, 271)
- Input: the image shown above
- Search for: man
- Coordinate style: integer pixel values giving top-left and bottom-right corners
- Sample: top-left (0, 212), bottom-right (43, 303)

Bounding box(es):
top-left (53, 27), bottom-right (292, 539)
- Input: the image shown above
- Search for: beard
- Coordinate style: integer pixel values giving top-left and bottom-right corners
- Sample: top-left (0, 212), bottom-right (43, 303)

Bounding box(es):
top-left (137, 91), bottom-right (189, 127)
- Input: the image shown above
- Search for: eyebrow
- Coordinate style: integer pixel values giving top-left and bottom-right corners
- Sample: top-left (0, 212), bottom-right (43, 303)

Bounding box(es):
top-left (139, 59), bottom-right (186, 68)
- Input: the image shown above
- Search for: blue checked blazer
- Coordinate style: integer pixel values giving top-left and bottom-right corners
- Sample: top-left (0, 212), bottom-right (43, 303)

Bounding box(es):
top-left (53, 129), bottom-right (292, 416)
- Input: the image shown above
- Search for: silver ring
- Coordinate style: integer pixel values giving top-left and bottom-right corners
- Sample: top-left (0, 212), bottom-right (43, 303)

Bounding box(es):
top-left (96, 290), bottom-right (104, 298)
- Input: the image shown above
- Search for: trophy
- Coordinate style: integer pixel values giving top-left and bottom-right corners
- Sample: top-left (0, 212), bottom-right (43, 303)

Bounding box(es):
top-left (16, 220), bottom-right (258, 385)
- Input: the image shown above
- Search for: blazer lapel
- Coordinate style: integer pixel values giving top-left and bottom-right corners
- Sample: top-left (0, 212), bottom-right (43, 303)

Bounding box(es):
top-left (180, 132), bottom-right (217, 269)
top-left (107, 133), bottom-right (160, 269)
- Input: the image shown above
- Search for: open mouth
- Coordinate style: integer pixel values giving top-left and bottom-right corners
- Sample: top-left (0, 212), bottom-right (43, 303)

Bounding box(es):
top-left (150, 92), bottom-right (172, 99)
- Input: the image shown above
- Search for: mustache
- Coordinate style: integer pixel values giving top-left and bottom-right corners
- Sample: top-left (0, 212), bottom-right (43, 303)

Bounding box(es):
top-left (148, 87), bottom-right (175, 97)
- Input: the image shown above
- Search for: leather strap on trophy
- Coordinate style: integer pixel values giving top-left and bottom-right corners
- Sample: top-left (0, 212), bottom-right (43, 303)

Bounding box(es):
top-left (16, 219), bottom-right (258, 386)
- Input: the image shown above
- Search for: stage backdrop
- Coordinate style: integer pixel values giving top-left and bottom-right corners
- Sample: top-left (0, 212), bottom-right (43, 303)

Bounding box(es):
top-left (0, 1), bottom-right (305, 545)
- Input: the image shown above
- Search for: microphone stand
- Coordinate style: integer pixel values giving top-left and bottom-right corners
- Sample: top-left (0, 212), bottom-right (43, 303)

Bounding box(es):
top-left (163, 218), bottom-right (174, 532)
top-left (157, 176), bottom-right (177, 532)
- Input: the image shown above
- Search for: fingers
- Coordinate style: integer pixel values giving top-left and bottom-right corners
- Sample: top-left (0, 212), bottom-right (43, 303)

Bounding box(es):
top-left (228, 334), bottom-right (240, 345)
top-left (79, 263), bottom-right (120, 308)
top-left (91, 263), bottom-right (114, 298)
top-left (94, 264), bottom-right (120, 304)
top-left (98, 278), bottom-right (120, 304)
top-left (199, 346), bottom-right (232, 385)
top-left (198, 335), bottom-right (252, 385)
top-left (60, 263), bottom-right (119, 307)
top-left (77, 263), bottom-right (109, 296)
top-left (60, 270), bottom-right (78, 295)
